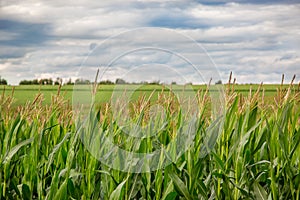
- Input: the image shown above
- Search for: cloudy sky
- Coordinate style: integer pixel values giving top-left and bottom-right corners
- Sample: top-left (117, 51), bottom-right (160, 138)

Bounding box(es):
top-left (0, 0), bottom-right (299, 85)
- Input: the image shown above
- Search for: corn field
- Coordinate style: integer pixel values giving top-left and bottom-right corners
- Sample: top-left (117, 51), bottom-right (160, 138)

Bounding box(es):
top-left (0, 77), bottom-right (300, 199)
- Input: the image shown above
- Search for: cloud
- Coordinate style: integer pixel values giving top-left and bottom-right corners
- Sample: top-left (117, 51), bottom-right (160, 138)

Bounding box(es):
top-left (0, 19), bottom-right (51, 47)
top-left (0, 0), bottom-right (299, 85)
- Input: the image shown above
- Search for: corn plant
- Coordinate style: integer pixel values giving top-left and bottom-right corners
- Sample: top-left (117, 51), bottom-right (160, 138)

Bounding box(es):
top-left (0, 76), bottom-right (299, 199)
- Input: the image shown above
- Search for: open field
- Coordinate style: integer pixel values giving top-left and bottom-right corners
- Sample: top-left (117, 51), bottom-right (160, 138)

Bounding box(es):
top-left (0, 84), bottom-right (297, 106)
top-left (0, 82), bottom-right (300, 199)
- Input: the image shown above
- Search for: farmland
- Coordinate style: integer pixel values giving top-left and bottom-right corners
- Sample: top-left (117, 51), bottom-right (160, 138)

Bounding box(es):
top-left (0, 84), bottom-right (294, 106)
top-left (0, 81), bottom-right (300, 199)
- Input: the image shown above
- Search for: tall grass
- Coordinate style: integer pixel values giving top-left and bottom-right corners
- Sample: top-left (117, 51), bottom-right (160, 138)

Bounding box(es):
top-left (0, 76), bottom-right (299, 199)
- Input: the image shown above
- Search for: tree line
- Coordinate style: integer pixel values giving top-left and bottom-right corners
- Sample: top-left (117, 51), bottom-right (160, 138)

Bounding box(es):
top-left (18, 78), bottom-right (166, 85)
top-left (0, 76), bottom-right (8, 85)
top-left (19, 78), bottom-right (70, 85)
top-left (1, 76), bottom-right (199, 85)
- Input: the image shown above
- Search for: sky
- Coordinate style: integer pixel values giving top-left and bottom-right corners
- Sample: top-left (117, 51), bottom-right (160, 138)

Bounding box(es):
top-left (0, 0), bottom-right (300, 85)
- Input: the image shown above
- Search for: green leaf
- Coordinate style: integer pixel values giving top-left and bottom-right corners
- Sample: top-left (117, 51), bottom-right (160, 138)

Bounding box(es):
top-left (54, 179), bottom-right (68, 200)
top-left (212, 151), bottom-right (225, 172)
top-left (22, 184), bottom-right (31, 200)
top-left (200, 116), bottom-right (223, 158)
top-left (95, 170), bottom-right (118, 185)
top-left (248, 160), bottom-right (271, 168)
top-left (47, 132), bottom-right (71, 172)
top-left (46, 171), bottom-right (60, 200)
top-left (109, 178), bottom-right (128, 200)
top-left (289, 129), bottom-right (300, 159)
top-left (169, 172), bottom-right (193, 200)
top-left (2, 137), bottom-right (34, 164)
top-left (248, 104), bottom-right (258, 129)
top-left (165, 192), bottom-right (178, 200)
top-left (253, 182), bottom-right (268, 200)
top-left (161, 180), bottom-right (174, 200)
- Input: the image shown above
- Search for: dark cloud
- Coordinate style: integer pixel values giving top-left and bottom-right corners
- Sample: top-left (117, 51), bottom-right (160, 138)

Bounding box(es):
top-left (0, 47), bottom-right (27, 59)
top-left (0, 19), bottom-right (52, 47)
top-left (149, 14), bottom-right (210, 29)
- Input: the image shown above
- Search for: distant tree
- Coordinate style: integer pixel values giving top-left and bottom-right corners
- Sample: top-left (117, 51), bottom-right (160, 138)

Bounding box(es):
top-left (39, 78), bottom-right (53, 85)
top-left (19, 80), bottom-right (34, 85)
top-left (0, 76), bottom-right (7, 85)
top-left (19, 80), bottom-right (28, 85)
top-left (54, 77), bottom-right (62, 85)
top-left (39, 79), bottom-right (44, 85)
top-left (149, 80), bottom-right (160, 85)
top-left (115, 78), bottom-right (126, 84)
top-left (215, 80), bottom-right (222, 85)
top-left (140, 81), bottom-right (149, 85)
top-left (99, 80), bottom-right (114, 85)
top-left (32, 79), bottom-right (39, 85)
top-left (75, 78), bottom-right (91, 85)
top-left (171, 81), bottom-right (177, 85)
top-left (66, 78), bottom-right (74, 85)
top-left (19, 78), bottom-right (57, 85)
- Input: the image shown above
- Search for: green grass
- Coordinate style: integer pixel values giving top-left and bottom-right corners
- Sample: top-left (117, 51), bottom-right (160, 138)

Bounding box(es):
top-left (0, 82), bottom-right (300, 199)
top-left (0, 84), bottom-right (296, 106)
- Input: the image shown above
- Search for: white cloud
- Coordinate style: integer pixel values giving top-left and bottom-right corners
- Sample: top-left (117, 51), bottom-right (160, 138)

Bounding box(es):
top-left (0, 63), bottom-right (9, 71)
